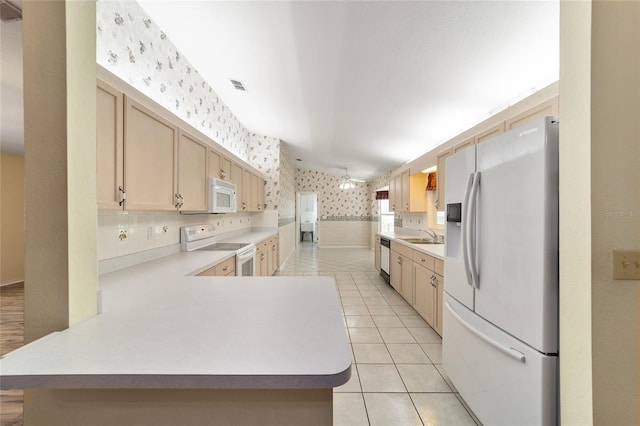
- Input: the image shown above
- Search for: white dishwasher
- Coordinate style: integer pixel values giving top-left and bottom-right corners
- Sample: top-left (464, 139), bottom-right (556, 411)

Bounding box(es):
top-left (380, 237), bottom-right (390, 283)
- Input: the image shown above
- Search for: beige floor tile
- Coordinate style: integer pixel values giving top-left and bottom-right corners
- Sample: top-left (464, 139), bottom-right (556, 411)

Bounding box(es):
top-left (384, 294), bottom-right (409, 306)
top-left (342, 297), bottom-right (366, 306)
top-left (420, 343), bottom-right (443, 364)
top-left (411, 393), bottom-right (478, 426)
top-left (435, 364), bottom-right (457, 392)
top-left (391, 304), bottom-right (419, 316)
top-left (367, 305), bottom-right (396, 316)
top-left (378, 327), bottom-right (417, 344)
top-left (372, 315), bottom-right (405, 328)
top-left (358, 365), bottom-right (406, 392)
top-left (340, 290), bottom-right (362, 298)
top-left (363, 393), bottom-right (422, 426)
top-left (359, 289), bottom-right (382, 298)
top-left (349, 327), bottom-right (384, 344)
top-left (334, 365), bottom-right (362, 393)
top-left (333, 393), bottom-right (369, 426)
top-left (352, 343), bottom-right (393, 364)
top-left (408, 327), bottom-right (442, 343)
top-left (399, 315), bottom-right (430, 328)
top-left (342, 305), bottom-right (370, 316)
top-left (363, 297), bottom-right (390, 306)
top-left (386, 343), bottom-right (431, 364)
top-left (397, 364), bottom-right (451, 392)
top-left (346, 315), bottom-right (375, 327)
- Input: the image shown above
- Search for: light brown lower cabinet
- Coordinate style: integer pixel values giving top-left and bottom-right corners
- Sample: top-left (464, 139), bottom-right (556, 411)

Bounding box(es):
top-left (389, 242), bottom-right (445, 336)
top-left (197, 256), bottom-right (235, 277)
top-left (374, 236), bottom-right (381, 272)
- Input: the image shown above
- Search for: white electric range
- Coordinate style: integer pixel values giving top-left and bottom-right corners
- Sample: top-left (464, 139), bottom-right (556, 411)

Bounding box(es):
top-left (180, 225), bottom-right (256, 276)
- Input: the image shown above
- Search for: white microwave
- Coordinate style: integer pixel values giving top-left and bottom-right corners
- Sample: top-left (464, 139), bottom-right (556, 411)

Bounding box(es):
top-left (209, 178), bottom-right (237, 213)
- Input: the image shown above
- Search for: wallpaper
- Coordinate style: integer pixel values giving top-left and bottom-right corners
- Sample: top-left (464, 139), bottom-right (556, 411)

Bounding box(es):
top-left (96, 0), bottom-right (249, 160)
top-left (295, 169), bottom-right (371, 219)
top-left (247, 134), bottom-right (280, 211)
top-left (278, 145), bottom-right (296, 221)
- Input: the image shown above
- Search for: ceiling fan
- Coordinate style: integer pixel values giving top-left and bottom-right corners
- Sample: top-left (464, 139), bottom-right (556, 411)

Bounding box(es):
top-left (338, 168), bottom-right (365, 190)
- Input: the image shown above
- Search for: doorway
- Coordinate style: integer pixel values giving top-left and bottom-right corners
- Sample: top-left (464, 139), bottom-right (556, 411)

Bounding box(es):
top-left (296, 192), bottom-right (318, 245)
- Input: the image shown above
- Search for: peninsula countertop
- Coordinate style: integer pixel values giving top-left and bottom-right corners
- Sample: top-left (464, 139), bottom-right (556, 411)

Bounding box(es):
top-left (0, 230), bottom-right (351, 390)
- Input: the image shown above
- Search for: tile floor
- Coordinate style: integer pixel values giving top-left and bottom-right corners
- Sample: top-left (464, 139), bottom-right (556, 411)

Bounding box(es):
top-left (278, 242), bottom-right (480, 426)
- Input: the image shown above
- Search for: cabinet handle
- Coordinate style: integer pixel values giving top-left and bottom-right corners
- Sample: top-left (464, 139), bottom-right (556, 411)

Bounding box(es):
top-left (222, 266), bottom-right (229, 272)
top-left (175, 193), bottom-right (184, 209)
top-left (397, 256), bottom-right (402, 264)
top-left (118, 186), bottom-right (126, 206)
top-left (242, 202), bottom-right (247, 210)
top-left (220, 169), bottom-right (226, 179)
top-left (430, 274), bottom-right (437, 287)
top-left (420, 258), bottom-right (426, 262)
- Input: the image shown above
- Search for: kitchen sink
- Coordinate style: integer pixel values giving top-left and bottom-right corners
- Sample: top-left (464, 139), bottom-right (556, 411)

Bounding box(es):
top-left (398, 238), bottom-right (443, 245)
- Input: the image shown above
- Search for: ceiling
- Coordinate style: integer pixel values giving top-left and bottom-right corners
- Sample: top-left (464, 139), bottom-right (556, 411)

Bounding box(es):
top-left (1, 1), bottom-right (559, 182)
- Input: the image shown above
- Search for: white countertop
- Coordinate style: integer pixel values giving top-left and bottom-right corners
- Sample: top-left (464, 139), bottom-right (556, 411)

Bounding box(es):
top-left (377, 231), bottom-right (445, 260)
top-left (0, 230), bottom-right (351, 390)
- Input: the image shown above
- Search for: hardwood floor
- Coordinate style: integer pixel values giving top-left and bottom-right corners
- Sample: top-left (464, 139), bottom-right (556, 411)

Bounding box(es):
top-left (0, 282), bottom-right (24, 426)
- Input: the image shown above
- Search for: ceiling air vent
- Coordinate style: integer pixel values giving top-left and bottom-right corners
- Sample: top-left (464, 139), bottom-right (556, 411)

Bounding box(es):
top-left (1, 0), bottom-right (22, 22)
top-left (230, 79), bottom-right (246, 91)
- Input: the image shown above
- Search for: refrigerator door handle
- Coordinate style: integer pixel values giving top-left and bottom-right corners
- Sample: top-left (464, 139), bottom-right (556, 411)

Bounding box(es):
top-left (445, 301), bottom-right (526, 363)
top-left (461, 173), bottom-right (475, 287)
top-left (467, 172), bottom-right (481, 289)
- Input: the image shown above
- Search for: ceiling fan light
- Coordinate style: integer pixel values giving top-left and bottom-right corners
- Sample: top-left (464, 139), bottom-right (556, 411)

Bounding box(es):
top-left (339, 179), bottom-right (355, 190)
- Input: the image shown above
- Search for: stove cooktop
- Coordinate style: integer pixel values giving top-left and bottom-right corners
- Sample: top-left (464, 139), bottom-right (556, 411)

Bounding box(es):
top-left (197, 243), bottom-right (251, 252)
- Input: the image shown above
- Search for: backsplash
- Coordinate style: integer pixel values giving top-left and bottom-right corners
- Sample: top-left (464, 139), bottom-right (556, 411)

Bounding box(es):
top-left (96, 0), bottom-right (249, 160)
top-left (97, 211), bottom-right (255, 261)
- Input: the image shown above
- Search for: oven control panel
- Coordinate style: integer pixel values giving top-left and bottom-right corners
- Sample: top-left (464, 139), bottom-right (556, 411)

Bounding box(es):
top-left (182, 225), bottom-right (216, 243)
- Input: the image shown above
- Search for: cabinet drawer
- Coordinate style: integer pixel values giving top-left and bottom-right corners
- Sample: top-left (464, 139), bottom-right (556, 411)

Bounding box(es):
top-left (390, 241), bottom-right (413, 258)
top-left (413, 250), bottom-right (435, 270)
top-left (215, 257), bottom-right (235, 276)
top-left (434, 259), bottom-right (444, 276)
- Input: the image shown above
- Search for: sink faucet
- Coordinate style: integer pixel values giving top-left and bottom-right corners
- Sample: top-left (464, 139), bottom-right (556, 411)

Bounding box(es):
top-left (419, 228), bottom-right (439, 242)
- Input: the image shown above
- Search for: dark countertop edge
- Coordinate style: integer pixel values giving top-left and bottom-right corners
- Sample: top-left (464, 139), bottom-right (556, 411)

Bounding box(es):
top-left (0, 365), bottom-right (352, 390)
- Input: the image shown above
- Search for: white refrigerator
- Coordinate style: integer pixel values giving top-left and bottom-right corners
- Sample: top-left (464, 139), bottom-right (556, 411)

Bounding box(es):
top-left (442, 117), bottom-right (559, 425)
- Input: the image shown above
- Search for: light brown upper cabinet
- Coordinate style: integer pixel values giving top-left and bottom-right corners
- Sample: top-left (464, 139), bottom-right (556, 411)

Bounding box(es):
top-left (207, 149), bottom-right (223, 180)
top-left (231, 162), bottom-right (243, 211)
top-left (505, 97), bottom-right (559, 131)
top-left (96, 80), bottom-right (124, 210)
top-left (251, 173), bottom-right (260, 212)
top-left (221, 155), bottom-right (232, 182)
top-left (435, 148), bottom-right (452, 211)
top-left (124, 96), bottom-right (179, 211)
top-left (178, 130), bottom-right (208, 212)
top-left (475, 122), bottom-right (505, 145)
top-left (453, 137), bottom-right (474, 153)
top-left (241, 168), bottom-right (252, 212)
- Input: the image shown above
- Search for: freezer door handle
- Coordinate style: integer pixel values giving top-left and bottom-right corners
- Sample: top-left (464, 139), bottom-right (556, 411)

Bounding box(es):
top-left (461, 173), bottom-right (474, 287)
top-left (467, 172), bottom-right (481, 289)
top-left (445, 301), bottom-right (526, 363)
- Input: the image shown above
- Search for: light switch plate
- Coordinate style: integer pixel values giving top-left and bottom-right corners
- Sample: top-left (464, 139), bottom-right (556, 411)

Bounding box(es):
top-left (612, 250), bottom-right (640, 280)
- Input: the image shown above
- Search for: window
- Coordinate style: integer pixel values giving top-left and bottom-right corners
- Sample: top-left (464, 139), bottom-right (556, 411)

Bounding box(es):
top-left (379, 199), bottom-right (394, 232)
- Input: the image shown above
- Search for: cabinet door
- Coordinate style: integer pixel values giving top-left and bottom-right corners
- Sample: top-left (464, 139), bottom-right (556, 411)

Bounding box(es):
top-left (266, 238), bottom-right (274, 276)
top-left (257, 175), bottom-right (265, 211)
top-left (474, 122), bottom-right (505, 145)
top-left (401, 171), bottom-right (410, 212)
top-left (208, 149), bottom-right (222, 179)
top-left (178, 131), bottom-right (208, 211)
top-left (374, 240), bottom-right (381, 272)
top-left (435, 149), bottom-right (451, 211)
top-left (124, 97), bottom-right (178, 211)
top-left (505, 97), bottom-right (558, 131)
top-left (400, 254), bottom-right (414, 304)
top-left (414, 263), bottom-right (436, 326)
top-left (390, 250), bottom-right (402, 292)
top-left (389, 175), bottom-right (397, 212)
top-left (250, 173), bottom-right (260, 212)
top-left (96, 80), bottom-right (124, 209)
top-left (408, 173), bottom-right (427, 212)
top-left (434, 273), bottom-right (444, 336)
top-left (231, 162), bottom-right (243, 211)
top-left (221, 155), bottom-right (232, 181)
top-left (453, 137), bottom-right (474, 153)
top-left (241, 169), bottom-right (252, 212)
top-left (271, 236), bottom-right (279, 274)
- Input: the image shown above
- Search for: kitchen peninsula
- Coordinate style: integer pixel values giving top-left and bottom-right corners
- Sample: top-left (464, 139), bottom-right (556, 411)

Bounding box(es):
top-left (0, 231), bottom-right (351, 426)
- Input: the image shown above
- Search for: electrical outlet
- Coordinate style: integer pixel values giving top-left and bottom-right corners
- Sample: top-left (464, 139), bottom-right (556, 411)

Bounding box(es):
top-left (613, 250), bottom-right (640, 280)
